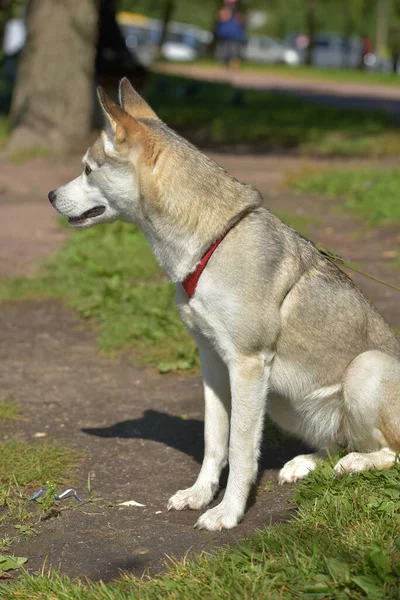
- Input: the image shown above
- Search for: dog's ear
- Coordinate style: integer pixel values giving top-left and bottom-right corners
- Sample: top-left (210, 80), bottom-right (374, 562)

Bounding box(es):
top-left (97, 86), bottom-right (144, 144)
top-left (118, 77), bottom-right (159, 121)
top-left (97, 86), bottom-right (159, 166)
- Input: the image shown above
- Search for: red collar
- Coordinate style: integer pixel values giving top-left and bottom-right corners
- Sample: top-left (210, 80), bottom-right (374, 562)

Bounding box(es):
top-left (181, 210), bottom-right (252, 298)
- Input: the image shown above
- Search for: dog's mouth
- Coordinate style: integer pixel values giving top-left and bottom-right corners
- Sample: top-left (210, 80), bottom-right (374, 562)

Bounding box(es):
top-left (68, 206), bottom-right (106, 224)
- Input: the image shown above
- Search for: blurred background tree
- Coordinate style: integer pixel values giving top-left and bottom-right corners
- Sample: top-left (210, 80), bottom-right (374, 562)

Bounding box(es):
top-left (0, 1), bottom-right (12, 51)
top-left (389, 0), bottom-right (400, 72)
top-left (8, 0), bottom-right (98, 154)
top-left (7, 0), bottom-right (145, 154)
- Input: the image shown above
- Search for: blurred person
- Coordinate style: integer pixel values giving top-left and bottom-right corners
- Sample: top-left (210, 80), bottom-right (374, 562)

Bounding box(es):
top-left (359, 33), bottom-right (373, 70)
top-left (215, 0), bottom-right (246, 69)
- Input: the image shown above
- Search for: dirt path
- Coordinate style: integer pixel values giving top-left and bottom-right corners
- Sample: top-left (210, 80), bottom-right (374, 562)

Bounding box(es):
top-left (0, 155), bottom-right (81, 276)
top-left (0, 152), bottom-right (399, 581)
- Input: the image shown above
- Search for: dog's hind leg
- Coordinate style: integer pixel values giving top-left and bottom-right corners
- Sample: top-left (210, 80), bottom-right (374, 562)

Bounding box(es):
top-left (168, 336), bottom-right (230, 511)
top-left (334, 349), bottom-right (400, 476)
top-left (334, 448), bottom-right (397, 475)
top-left (268, 393), bottom-right (338, 484)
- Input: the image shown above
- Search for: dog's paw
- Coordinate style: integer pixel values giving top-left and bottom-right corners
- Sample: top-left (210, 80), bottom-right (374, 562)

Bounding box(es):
top-left (167, 484), bottom-right (215, 511)
top-left (194, 502), bottom-right (242, 531)
top-left (278, 454), bottom-right (318, 485)
top-left (334, 452), bottom-right (374, 476)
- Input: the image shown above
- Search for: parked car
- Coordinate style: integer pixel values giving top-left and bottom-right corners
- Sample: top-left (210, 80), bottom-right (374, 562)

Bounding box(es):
top-left (117, 12), bottom-right (212, 65)
top-left (287, 32), bottom-right (362, 68)
top-left (244, 35), bottom-right (300, 65)
top-left (286, 32), bottom-right (394, 71)
top-left (162, 24), bottom-right (203, 62)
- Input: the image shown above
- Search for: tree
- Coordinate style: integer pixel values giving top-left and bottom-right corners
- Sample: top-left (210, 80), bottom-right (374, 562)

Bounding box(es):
top-left (0, 0), bottom-right (12, 52)
top-left (157, 0), bottom-right (175, 58)
top-left (8, 0), bottom-right (98, 154)
top-left (390, 1), bottom-right (400, 74)
top-left (304, 0), bottom-right (317, 66)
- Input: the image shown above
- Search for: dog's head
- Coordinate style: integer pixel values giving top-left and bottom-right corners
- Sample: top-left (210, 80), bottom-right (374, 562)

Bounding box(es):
top-left (48, 78), bottom-right (162, 228)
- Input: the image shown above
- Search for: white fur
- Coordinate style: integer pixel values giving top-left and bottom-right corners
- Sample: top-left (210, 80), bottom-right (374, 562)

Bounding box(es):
top-left (278, 452), bottom-right (323, 484)
top-left (168, 335), bottom-right (230, 512)
top-left (334, 448), bottom-right (397, 475)
top-left (52, 161), bottom-right (140, 228)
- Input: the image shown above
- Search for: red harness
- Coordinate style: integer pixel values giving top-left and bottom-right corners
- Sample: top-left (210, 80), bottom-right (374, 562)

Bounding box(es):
top-left (181, 210), bottom-right (252, 298)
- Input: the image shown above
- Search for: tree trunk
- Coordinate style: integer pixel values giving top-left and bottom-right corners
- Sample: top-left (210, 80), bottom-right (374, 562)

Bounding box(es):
top-left (8, 0), bottom-right (98, 154)
top-left (207, 0), bottom-right (221, 58)
top-left (305, 0), bottom-right (316, 66)
top-left (0, 0), bottom-right (12, 53)
top-left (157, 0), bottom-right (175, 59)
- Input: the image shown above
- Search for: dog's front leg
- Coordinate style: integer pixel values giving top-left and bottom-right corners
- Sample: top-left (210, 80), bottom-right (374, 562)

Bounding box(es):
top-left (168, 336), bottom-right (230, 511)
top-left (195, 353), bottom-right (271, 531)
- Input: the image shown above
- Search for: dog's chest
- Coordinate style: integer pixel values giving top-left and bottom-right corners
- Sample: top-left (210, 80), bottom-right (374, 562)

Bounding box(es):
top-left (176, 284), bottom-right (234, 361)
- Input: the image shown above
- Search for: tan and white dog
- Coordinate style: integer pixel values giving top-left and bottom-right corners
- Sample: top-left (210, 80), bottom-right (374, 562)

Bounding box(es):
top-left (48, 78), bottom-right (400, 531)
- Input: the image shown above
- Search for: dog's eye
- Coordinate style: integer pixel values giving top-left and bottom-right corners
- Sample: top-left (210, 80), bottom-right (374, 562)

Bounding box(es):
top-left (84, 165), bottom-right (92, 176)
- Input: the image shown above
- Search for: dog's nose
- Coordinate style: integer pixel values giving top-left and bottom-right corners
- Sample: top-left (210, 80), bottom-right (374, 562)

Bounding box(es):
top-left (48, 190), bottom-right (57, 204)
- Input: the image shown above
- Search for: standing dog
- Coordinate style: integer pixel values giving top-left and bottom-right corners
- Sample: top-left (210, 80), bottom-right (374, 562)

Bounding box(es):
top-left (49, 79), bottom-right (400, 531)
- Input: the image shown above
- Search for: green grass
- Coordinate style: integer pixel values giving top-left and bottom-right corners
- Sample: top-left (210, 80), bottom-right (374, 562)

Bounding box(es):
top-left (0, 222), bottom-right (199, 373)
top-left (145, 74), bottom-right (400, 157)
top-left (7, 145), bottom-right (51, 164)
top-left (3, 460), bottom-right (400, 599)
top-left (274, 211), bottom-right (321, 236)
top-left (0, 439), bottom-right (82, 490)
top-left (0, 396), bottom-right (21, 421)
top-left (0, 439), bottom-right (83, 557)
top-left (191, 59), bottom-right (400, 86)
top-left (0, 114), bottom-right (9, 149)
top-left (288, 167), bottom-right (400, 226)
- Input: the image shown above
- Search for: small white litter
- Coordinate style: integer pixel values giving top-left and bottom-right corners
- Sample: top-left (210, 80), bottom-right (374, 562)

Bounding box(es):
top-left (118, 500), bottom-right (146, 507)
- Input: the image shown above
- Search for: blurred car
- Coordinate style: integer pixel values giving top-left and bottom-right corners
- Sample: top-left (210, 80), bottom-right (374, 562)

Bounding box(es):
top-left (117, 12), bottom-right (212, 65)
top-left (244, 35), bottom-right (300, 65)
top-left (162, 26), bottom-right (201, 62)
top-left (117, 12), bottom-right (159, 67)
top-left (286, 32), bottom-right (394, 71)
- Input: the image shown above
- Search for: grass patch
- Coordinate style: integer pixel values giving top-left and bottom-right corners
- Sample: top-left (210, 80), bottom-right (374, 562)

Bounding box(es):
top-left (145, 74), bottom-right (400, 157)
top-left (288, 167), bottom-right (400, 226)
top-left (3, 460), bottom-right (400, 598)
top-left (0, 115), bottom-right (9, 149)
top-left (274, 211), bottom-right (320, 237)
top-left (0, 439), bottom-right (83, 558)
top-left (191, 59), bottom-right (400, 86)
top-left (0, 396), bottom-right (21, 421)
top-left (0, 222), bottom-right (199, 373)
top-left (0, 439), bottom-right (82, 490)
top-left (7, 145), bottom-right (50, 164)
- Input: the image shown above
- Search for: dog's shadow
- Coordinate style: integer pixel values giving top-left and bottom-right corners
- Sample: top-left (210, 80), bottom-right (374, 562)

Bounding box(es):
top-left (82, 409), bottom-right (310, 471)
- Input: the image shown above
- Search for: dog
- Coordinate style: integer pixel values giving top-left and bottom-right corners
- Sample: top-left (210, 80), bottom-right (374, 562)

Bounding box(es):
top-left (48, 78), bottom-right (400, 531)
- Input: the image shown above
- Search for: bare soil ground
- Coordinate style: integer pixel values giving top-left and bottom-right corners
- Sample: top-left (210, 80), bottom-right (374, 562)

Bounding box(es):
top-left (0, 151), bottom-right (399, 581)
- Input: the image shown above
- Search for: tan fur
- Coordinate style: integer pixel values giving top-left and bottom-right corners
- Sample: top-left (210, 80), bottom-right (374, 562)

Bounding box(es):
top-left (119, 77), bottom-right (160, 120)
top-left (49, 78), bottom-right (400, 530)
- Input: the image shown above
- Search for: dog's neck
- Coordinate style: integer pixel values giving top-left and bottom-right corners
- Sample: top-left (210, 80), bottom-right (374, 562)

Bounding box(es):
top-left (135, 185), bottom-right (260, 283)
top-left (132, 147), bottom-right (261, 282)
top-left (135, 211), bottom-right (207, 281)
